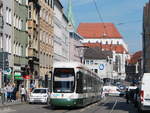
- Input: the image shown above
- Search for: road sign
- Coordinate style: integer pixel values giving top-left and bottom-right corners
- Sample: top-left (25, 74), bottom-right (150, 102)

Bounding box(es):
top-left (99, 64), bottom-right (104, 70)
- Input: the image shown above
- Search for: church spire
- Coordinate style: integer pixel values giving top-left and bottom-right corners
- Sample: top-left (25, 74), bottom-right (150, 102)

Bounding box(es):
top-left (67, 0), bottom-right (75, 31)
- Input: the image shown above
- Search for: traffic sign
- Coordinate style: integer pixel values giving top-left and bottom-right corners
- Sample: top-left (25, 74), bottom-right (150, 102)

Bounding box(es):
top-left (99, 64), bottom-right (104, 70)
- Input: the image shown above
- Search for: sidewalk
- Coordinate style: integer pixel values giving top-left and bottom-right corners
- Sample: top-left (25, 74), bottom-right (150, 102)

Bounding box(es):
top-left (0, 99), bottom-right (23, 107)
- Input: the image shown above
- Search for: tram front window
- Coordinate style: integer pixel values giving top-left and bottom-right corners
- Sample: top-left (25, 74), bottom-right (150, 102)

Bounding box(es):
top-left (53, 68), bottom-right (75, 93)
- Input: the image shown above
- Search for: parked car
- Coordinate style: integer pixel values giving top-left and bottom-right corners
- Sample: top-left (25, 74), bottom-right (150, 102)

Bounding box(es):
top-left (28, 88), bottom-right (50, 104)
top-left (119, 84), bottom-right (126, 90)
top-left (102, 86), bottom-right (122, 96)
top-left (137, 73), bottom-right (150, 113)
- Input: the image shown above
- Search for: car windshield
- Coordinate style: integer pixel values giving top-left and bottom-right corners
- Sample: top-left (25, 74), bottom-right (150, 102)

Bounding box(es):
top-left (32, 89), bottom-right (46, 93)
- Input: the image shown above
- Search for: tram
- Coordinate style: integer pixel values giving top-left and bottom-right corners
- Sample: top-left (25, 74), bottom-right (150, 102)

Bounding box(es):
top-left (50, 62), bottom-right (103, 107)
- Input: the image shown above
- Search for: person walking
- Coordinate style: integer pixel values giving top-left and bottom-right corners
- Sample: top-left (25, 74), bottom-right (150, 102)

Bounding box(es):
top-left (6, 83), bottom-right (13, 102)
top-left (12, 84), bottom-right (17, 101)
top-left (20, 85), bottom-right (27, 102)
top-left (125, 88), bottom-right (130, 104)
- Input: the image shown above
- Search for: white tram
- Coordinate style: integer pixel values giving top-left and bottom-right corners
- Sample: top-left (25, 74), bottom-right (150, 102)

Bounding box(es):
top-left (50, 62), bottom-right (103, 107)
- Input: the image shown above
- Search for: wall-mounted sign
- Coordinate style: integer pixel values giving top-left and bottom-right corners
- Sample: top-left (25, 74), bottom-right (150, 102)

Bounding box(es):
top-left (99, 64), bottom-right (104, 70)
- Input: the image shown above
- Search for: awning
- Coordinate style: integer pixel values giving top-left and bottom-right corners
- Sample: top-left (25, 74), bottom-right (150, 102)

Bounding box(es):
top-left (14, 72), bottom-right (23, 80)
top-left (23, 75), bottom-right (32, 80)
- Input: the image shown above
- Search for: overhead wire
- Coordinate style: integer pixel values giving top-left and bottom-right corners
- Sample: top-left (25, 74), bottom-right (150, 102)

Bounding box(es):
top-left (92, 0), bottom-right (108, 37)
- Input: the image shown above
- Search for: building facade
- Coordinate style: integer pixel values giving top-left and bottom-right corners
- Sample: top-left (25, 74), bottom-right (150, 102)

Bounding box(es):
top-left (13, 0), bottom-right (29, 86)
top-left (84, 47), bottom-right (113, 81)
top-left (0, 0), bottom-right (13, 83)
top-left (77, 23), bottom-right (129, 80)
top-left (27, 0), bottom-right (41, 87)
top-left (53, 0), bottom-right (69, 62)
top-left (143, 2), bottom-right (150, 73)
top-left (39, 0), bottom-right (54, 87)
top-left (69, 32), bottom-right (83, 62)
top-left (126, 51), bottom-right (142, 82)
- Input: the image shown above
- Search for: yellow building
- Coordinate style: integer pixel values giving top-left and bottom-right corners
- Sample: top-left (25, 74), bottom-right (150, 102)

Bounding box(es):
top-left (27, 0), bottom-right (41, 88)
top-left (39, 0), bottom-right (54, 87)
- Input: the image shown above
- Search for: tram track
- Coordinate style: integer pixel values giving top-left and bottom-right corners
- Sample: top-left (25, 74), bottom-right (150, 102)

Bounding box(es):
top-left (79, 96), bottom-right (112, 113)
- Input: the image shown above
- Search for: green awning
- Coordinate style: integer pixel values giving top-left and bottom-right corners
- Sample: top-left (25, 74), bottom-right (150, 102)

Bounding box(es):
top-left (14, 72), bottom-right (23, 80)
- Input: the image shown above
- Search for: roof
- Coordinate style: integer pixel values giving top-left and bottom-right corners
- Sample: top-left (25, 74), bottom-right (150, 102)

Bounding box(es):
top-left (84, 47), bottom-right (113, 60)
top-left (83, 43), bottom-right (127, 54)
top-left (129, 51), bottom-right (142, 64)
top-left (77, 23), bottom-right (122, 39)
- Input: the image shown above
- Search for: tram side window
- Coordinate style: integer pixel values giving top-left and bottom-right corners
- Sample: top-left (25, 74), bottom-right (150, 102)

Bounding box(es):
top-left (76, 71), bottom-right (83, 93)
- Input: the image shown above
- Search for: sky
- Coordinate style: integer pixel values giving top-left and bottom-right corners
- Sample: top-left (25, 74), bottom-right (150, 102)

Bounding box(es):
top-left (61, 0), bottom-right (149, 53)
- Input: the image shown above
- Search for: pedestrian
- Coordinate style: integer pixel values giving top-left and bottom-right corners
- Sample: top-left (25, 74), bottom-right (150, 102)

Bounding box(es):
top-left (20, 85), bottom-right (27, 102)
top-left (3, 84), bottom-right (8, 102)
top-left (12, 84), bottom-right (17, 101)
top-left (6, 83), bottom-right (13, 102)
top-left (125, 88), bottom-right (130, 104)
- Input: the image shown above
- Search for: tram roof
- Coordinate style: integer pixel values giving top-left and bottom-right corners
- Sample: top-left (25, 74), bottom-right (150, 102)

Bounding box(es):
top-left (53, 62), bottom-right (84, 68)
top-left (53, 62), bottom-right (100, 79)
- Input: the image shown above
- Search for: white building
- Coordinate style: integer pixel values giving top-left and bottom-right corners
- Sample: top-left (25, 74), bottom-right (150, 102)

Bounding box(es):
top-left (77, 23), bottom-right (129, 80)
top-left (84, 48), bottom-right (113, 80)
top-left (53, 0), bottom-right (69, 62)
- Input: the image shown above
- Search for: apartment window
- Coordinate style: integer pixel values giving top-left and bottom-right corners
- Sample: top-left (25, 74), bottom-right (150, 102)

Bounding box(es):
top-left (51, 0), bottom-right (54, 8)
top-left (26, 46), bottom-right (28, 56)
top-left (40, 9), bottom-right (42, 18)
top-left (15, 43), bottom-right (18, 55)
top-left (6, 7), bottom-right (9, 23)
top-left (14, 14), bottom-right (16, 27)
top-left (94, 69), bottom-right (98, 73)
top-left (8, 36), bottom-right (11, 53)
top-left (39, 52), bottom-right (41, 66)
top-left (9, 9), bottom-right (11, 25)
top-left (21, 20), bottom-right (23, 30)
top-left (17, 17), bottom-right (19, 29)
top-left (0, 5), bottom-right (2, 16)
top-left (26, 21), bottom-right (28, 31)
top-left (40, 30), bottom-right (42, 41)
top-left (15, 16), bottom-right (18, 28)
top-left (19, 18), bottom-right (21, 29)
top-left (19, 0), bottom-right (22, 4)
top-left (117, 41), bottom-right (119, 45)
top-left (5, 35), bottom-right (8, 52)
top-left (90, 60), bottom-right (93, 64)
top-left (26, 0), bottom-right (28, 5)
top-left (86, 60), bottom-right (89, 64)
top-left (0, 34), bottom-right (2, 49)
top-left (46, 12), bottom-right (48, 22)
top-left (29, 11), bottom-right (32, 19)
top-left (13, 42), bottom-right (16, 54)
top-left (18, 44), bottom-right (20, 56)
top-left (106, 41), bottom-right (108, 44)
top-left (21, 46), bottom-right (23, 56)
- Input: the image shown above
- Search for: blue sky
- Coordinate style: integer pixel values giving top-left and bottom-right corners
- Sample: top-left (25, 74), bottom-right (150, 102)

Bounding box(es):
top-left (61, 0), bottom-right (148, 53)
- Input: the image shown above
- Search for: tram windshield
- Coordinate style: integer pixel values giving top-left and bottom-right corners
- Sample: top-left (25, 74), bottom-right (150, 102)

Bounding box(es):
top-left (53, 68), bottom-right (75, 93)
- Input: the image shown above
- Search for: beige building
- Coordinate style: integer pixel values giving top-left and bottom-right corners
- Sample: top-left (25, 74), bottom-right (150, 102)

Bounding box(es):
top-left (39, 0), bottom-right (54, 87)
top-left (27, 0), bottom-right (41, 86)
